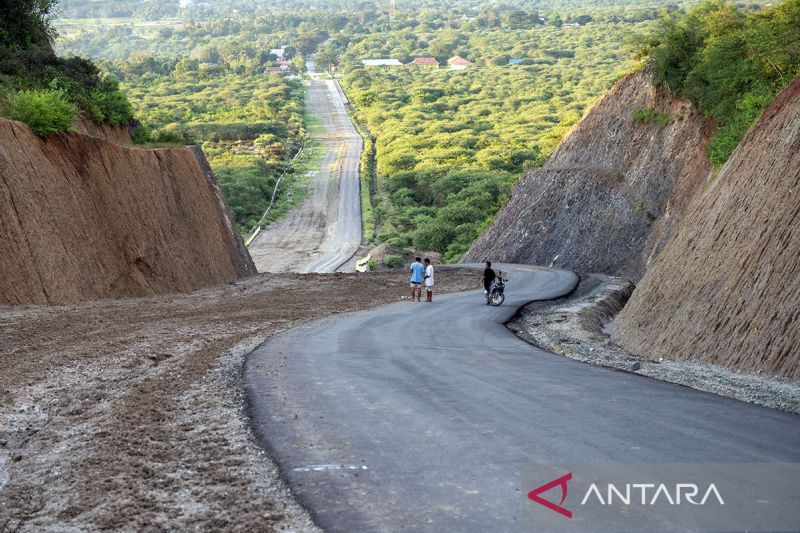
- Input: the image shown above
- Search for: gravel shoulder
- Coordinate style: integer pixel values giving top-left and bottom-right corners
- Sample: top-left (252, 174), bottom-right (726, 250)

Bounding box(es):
top-left (508, 274), bottom-right (800, 414)
top-left (0, 269), bottom-right (479, 531)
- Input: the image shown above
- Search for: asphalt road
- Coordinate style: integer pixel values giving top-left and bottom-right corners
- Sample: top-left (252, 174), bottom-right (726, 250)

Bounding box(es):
top-left (245, 266), bottom-right (800, 532)
top-left (247, 74), bottom-right (362, 273)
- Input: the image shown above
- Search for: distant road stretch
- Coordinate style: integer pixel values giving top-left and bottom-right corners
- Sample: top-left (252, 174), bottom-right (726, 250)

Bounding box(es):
top-left (248, 72), bottom-right (362, 273)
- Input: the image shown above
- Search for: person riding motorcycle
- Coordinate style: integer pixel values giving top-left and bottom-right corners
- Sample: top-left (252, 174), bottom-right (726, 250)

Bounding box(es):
top-left (482, 261), bottom-right (496, 305)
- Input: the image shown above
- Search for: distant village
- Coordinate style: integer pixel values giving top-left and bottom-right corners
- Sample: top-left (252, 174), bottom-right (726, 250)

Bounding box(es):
top-left (362, 56), bottom-right (474, 69)
top-left (264, 46), bottom-right (294, 75)
top-left (359, 51), bottom-right (572, 69)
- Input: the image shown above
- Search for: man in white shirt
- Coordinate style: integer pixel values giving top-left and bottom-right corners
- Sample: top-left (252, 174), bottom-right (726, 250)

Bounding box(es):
top-left (423, 258), bottom-right (434, 302)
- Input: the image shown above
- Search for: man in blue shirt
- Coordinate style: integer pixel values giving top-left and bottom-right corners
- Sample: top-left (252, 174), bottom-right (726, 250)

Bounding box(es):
top-left (409, 257), bottom-right (425, 302)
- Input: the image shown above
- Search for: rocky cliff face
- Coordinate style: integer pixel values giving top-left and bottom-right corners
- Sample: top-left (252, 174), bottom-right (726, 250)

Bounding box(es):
top-left (0, 118), bottom-right (256, 305)
top-left (613, 77), bottom-right (800, 380)
top-left (462, 71), bottom-right (712, 279)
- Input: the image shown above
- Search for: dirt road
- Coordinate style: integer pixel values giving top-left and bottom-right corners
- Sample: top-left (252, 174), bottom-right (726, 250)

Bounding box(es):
top-left (0, 270), bottom-right (480, 531)
top-left (248, 76), bottom-right (362, 273)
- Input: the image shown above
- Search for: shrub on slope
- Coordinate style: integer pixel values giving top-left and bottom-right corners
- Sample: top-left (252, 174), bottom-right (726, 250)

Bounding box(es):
top-left (638, 0), bottom-right (800, 165)
top-left (4, 89), bottom-right (77, 135)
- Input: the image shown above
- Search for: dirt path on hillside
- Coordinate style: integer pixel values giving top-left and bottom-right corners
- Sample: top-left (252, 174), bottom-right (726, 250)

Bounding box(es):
top-left (0, 270), bottom-right (479, 531)
top-left (247, 78), bottom-right (362, 273)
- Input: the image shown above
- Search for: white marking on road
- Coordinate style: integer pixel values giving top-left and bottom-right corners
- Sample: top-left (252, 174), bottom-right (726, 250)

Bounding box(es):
top-left (293, 464), bottom-right (368, 473)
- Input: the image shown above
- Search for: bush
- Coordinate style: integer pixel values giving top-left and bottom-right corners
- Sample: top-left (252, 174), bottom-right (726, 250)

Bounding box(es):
top-left (384, 255), bottom-right (405, 269)
top-left (90, 78), bottom-right (133, 125)
top-left (632, 107), bottom-right (671, 127)
top-left (639, 0), bottom-right (800, 165)
top-left (130, 124), bottom-right (152, 144)
top-left (4, 89), bottom-right (77, 135)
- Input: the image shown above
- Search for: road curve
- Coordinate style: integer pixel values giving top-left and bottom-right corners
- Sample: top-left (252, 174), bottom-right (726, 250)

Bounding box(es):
top-left (247, 77), bottom-right (362, 273)
top-left (245, 266), bottom-right (800, 532)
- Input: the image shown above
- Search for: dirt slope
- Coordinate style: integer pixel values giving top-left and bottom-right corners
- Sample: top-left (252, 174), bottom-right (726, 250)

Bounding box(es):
top-left (0, 118), bottom-right (255, 305)
top-left (462, 71), bottom-right (712, 279)
top-left (72, 117), bottom-right (132, 145)
top-left (613, 77), bottom-right (800, 380)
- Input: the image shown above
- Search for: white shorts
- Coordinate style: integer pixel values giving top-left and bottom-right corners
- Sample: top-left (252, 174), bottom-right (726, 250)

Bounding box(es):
top-left (425, 284), bottom-right (433, 292)
top-left (410, 282), bottom-right (422, 288)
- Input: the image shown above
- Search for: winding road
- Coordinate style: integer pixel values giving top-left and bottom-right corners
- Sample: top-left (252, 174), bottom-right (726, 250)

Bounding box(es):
top-left (247, 69), bottom-right (362, 273)
top-left (245, 265), bottom-right (800, 532)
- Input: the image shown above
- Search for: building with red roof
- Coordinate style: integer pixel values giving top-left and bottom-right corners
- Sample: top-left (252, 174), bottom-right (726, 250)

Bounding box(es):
top-left (447, 56), bottom-right (473, 70)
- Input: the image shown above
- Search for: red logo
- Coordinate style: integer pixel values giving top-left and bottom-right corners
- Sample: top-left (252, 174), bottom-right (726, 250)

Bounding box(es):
top-left (528, 472), bottom-right (573, 518)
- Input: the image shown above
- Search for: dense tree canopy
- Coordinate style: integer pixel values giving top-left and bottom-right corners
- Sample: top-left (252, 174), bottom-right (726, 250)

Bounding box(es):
top-left (51, 0), bottom-right (792, 254)
top-left (0, 0), bottom-right (58, 50)
top-left (0, 0), bottom-right (133, 133)
top-left (639, 0), bottom-right (800, 164)
top-left (340, 19), bottom-right (644, 260)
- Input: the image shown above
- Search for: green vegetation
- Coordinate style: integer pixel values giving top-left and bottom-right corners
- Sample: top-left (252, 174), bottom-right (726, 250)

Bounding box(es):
top-left (632, 106), bottom-right (672, 127)
top-left (53, 0), bottom-right (790, 256)
top-left (0, 0), bottom-right (58, 50)
top-left (0, 1), bottom-right (132, 135)
top-left (98, 57), bottom-right (307, 233)
top-left (384, 255), bottom-right (405, 269)
top-left (4, 89), bottom-right (77, 135)
top-left (638, 0), bottom-right (800, 165)
top-left (341, 19), bottom-right (645, 260)
top-left (356, 125), bottom-right (378, 242)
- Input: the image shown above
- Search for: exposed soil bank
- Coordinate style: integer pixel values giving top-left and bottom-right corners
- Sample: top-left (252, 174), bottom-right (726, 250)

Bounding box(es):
top-left (0, 117), bottom-right (254, 306)
top-left (468, 70), bottom-right (800, 380)
top-left (0, 269), bottom-right (480, 531)
top-left (613, 76), bottom-right (800, 380)
top-left (510, 275), bottom-right (800, 413)
top-left (463, 71), bottom-right (712, 280)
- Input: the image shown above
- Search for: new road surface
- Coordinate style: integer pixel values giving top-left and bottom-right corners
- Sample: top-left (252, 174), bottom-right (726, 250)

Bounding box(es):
top-left (245, 265), bottom-right (800, 532)
top-left (247, 71), bottom-right (362, 273)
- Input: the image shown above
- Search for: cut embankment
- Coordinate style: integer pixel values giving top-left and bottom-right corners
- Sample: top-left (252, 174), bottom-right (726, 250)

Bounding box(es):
top-left (463, 71), bottom-right (712, 280)
top-left (466, 69), bottom-right (800, 381)
top-left (0, 117), bottom-right (255, 305)
top-left (612, 76), bottom-right (800, 381)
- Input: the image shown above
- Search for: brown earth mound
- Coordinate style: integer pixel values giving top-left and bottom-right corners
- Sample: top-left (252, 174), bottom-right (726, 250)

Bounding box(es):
top-left (370, 243), bottom-right (442, 265)
top-left (462, 71), bottom-right (712, 279)
top-left (72, 117), bottom-right (132, 145)
top-left (0, 118), bottom-right (255, 305)
top-left (613, 77), bottom-right (800, 380)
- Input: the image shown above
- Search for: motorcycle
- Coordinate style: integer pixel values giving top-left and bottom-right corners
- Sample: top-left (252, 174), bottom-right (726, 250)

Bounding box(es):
top-left (485, 275), bottom-right (506, 306)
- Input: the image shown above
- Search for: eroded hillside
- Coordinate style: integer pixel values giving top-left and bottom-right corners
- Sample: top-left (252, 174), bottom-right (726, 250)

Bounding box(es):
top-left (462, 71), bottom-right (712, 279)
top-left (613, 77), bottom-right (800, 380)
top-left (0, 119), bottom-right (255, 305)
